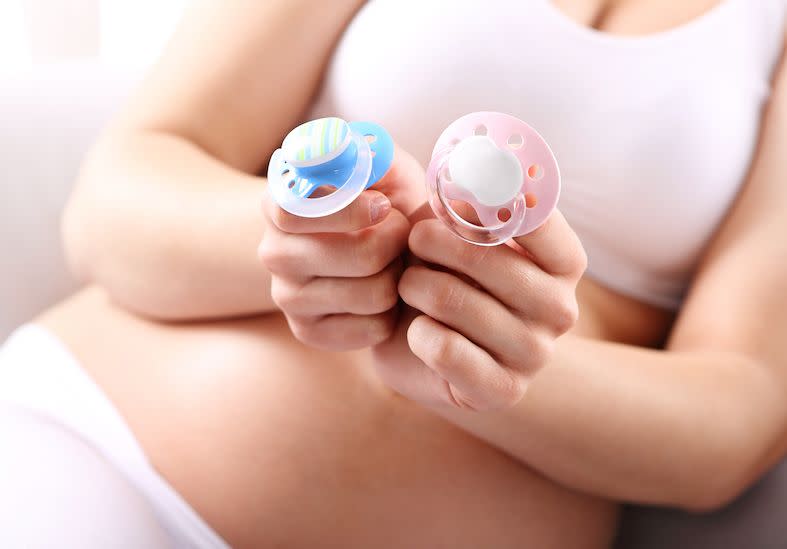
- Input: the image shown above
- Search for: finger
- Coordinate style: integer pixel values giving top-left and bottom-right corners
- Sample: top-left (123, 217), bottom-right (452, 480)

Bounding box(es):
top-left (286, 310), bottom-right (397, 352)
top-left (373, 145), bottom-right (427, 216)
top-left (259, 209), bottom-right (410, 278)
top-left (408, 219), bottom-right (556, 316)
top-left (272, 259), bottom-right (402, 316)
top-left (263, 188), bottom-right (392, 234)
top-left (407, 315), bottom-right (525, 411)
top-left (511, 210), bottom-right (587, 278)
top-left (407, 202), bottom-right (436, 225)
top-left (372, 306), bottom-right (462, 407)
top-left (398, 266), bottom-right (546, 368)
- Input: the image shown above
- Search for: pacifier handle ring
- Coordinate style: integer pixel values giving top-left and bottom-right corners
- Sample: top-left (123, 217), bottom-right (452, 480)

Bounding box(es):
top-left (267, 132), bottom-right (373, 218)
top-left (426, 147), bottom-right (527, 246)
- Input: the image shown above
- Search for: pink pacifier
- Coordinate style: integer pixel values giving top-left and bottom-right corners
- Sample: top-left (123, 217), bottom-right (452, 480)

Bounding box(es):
top-left (426, 112), bottom-right (560, 246)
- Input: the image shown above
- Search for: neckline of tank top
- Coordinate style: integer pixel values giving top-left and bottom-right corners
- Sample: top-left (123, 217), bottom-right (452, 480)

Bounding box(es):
top-left (539, 0), bottom-right (740, 48)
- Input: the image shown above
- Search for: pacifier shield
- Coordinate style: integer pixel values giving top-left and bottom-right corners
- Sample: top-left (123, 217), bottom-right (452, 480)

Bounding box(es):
top-left (268, 117), bottom-right (394, 218)
top-left (426, 111), bottom-right (560, 245)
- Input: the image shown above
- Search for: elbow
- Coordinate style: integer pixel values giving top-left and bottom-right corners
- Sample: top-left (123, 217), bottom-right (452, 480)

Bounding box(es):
top-left (61, 143), bottom-right (105, 284)
top-left (679, 476), bottom-right (748, 514)
top-left (675, 357), bottom-right (787, 514)
top-left (60, 139), bottom-right (145, 313)
top-left (677, 437), bottom-right (773, 514)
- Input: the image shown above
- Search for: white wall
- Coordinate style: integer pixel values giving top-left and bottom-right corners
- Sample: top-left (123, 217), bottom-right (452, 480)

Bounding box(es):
top-left (0, 0), bottom-right (189, 69)
top-left (0, 0), bottom-right (189, 336)
top-left (0, 1), bottom-right (30, 69)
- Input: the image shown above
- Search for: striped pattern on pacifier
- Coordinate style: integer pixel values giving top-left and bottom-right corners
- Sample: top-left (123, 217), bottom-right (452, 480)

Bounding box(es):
top-left (282, 117), bottom-right (352, 168)
top-left (426, 112), bottom-right (560, 246)
top-left (268, 117), bottom-right (394, 218)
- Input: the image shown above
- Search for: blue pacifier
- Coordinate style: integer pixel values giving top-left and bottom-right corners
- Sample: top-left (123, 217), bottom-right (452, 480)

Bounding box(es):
top-left (267, 117), bottom-right (394, 217)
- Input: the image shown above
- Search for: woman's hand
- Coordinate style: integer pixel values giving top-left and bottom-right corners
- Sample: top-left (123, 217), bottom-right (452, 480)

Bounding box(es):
top-left (373, 206), bottom-right (587, 411)
top-left (259, 147), bottom-right (426, 351)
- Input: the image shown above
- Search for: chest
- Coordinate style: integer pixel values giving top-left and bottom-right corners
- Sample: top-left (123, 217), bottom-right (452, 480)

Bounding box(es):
top-left (552, 0), bottom-right (728, 35)
top-left (309, 0), bottom-right (784, 307)
top-left (315, 0), bottom-right (776, 167)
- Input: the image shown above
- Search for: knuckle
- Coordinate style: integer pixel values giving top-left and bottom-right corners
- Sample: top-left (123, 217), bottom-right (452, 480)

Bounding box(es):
top-left (511, 326), bottom-right (553, 372)
top-left (569, 245), bottom-right (589, 277)
top-left (398, 266), bottom-right (427, 308)
top-left (353, 230), bottom-right (387, 276)
top-left (407, 220), bottom-right (428, 251)
top-left (287, 316), bottom-right (319, 345)
top-left (556, 237), bottom-right (588, 278)
top-left (257, 234), bottom-right (274, 263)
top-left (257, 235), bottom-right (287, 273)
top-left (409, 220), bottom-right (440, 256)
top-left (528, 336), bottom-right (554, 370)
top-left (269, 279), bottom-right (297, 312)
top-left (499, 324), bottom-right (533, 364)
top-left (577, 246), bottom-right (589, 273)
top-left (397, 266), bottom-right (417, 299)
top-left (388, 209), bottom-right (412, 247)
top-left (496, 371), bottom-right (526, 408)
top-left (370, 271), bottom-right (400, 313)
top-left (430, 331), bottom-right (463, 372)
top-left (551, 296), bottom-right (580, 334)
top-left (369, 312), bottom-right (396, 344)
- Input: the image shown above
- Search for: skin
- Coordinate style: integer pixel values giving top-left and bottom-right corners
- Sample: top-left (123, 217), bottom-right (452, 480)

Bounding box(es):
top-left (29, 0), bottom-right (787, 547)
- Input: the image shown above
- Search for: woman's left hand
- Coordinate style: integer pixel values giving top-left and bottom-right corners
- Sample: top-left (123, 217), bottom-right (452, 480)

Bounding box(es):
top-left (373, 205), bottom-right (587, 411)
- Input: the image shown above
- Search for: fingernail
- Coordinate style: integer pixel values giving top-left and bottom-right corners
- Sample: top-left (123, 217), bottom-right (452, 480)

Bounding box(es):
top-left (370, 195), bottom-right (391, 223)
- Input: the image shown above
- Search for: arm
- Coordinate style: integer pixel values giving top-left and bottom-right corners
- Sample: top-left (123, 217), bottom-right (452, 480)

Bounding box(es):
top-left (63, 0), bottom-right (366, 320)
top-left (375, 44), bottom-right (787, 512)
top-left (435, 336), bottom-right (786, 513)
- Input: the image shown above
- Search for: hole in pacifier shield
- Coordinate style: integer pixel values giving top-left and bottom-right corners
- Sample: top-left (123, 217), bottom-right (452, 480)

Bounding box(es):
top-left (507, 134), bottom-right (524, 149)
top-left (309, 184), bottom-right (339, 198)
top-left (448, 199), bottom-right (482, 225)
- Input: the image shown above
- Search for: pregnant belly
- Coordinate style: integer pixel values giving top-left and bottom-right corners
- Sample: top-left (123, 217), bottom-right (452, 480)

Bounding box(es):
top-left (40, 288), bottom-right (617, 548)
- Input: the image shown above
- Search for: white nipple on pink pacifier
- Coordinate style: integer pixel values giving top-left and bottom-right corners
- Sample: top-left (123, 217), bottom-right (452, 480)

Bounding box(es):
top-left (426, 111), bottom-right (560, 246)
top-left (447, 136), bottom-right (523, 207)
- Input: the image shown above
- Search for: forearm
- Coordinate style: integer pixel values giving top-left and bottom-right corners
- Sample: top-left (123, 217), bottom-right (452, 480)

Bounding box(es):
top-left (60, 0), bottom-right (373, 320)
top-left (433, 335), bottom-right (787, 510)
top-left (63, 130), bottom-right (275, 320)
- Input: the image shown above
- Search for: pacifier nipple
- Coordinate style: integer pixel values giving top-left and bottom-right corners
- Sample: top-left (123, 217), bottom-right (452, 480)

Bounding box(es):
top-left (426, 112), bottom-right (560, 246)
top-left (448, 135), bottom-right (523, 207)
top-left (267, 117), bottom-right (394, 218)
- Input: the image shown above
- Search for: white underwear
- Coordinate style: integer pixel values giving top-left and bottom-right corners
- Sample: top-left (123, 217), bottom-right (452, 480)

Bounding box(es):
top-left (0, 325), bottom-right (230, 549)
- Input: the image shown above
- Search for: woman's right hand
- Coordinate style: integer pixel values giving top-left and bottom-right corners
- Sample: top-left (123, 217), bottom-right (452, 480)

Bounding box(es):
top-left (259, 146), bottom-right (426, 351)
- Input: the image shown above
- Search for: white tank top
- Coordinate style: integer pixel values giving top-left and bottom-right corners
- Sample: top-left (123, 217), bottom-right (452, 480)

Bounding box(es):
top-left (309, 0), bottom-right (787, 309)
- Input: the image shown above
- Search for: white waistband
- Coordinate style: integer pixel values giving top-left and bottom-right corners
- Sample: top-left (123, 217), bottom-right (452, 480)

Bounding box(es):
top-left (0, 324), bottom-right (230, 549)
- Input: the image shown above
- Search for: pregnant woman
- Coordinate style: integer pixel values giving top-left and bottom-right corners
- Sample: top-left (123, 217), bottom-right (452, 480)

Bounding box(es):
top-left (3, 1), bottom-right (787, 547)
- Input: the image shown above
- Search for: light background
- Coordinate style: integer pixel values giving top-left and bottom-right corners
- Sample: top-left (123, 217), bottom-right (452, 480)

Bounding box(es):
top-left (0, 0), bottom-right (191, 337)
top-left (0, 0), bottom-right (189, 70)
